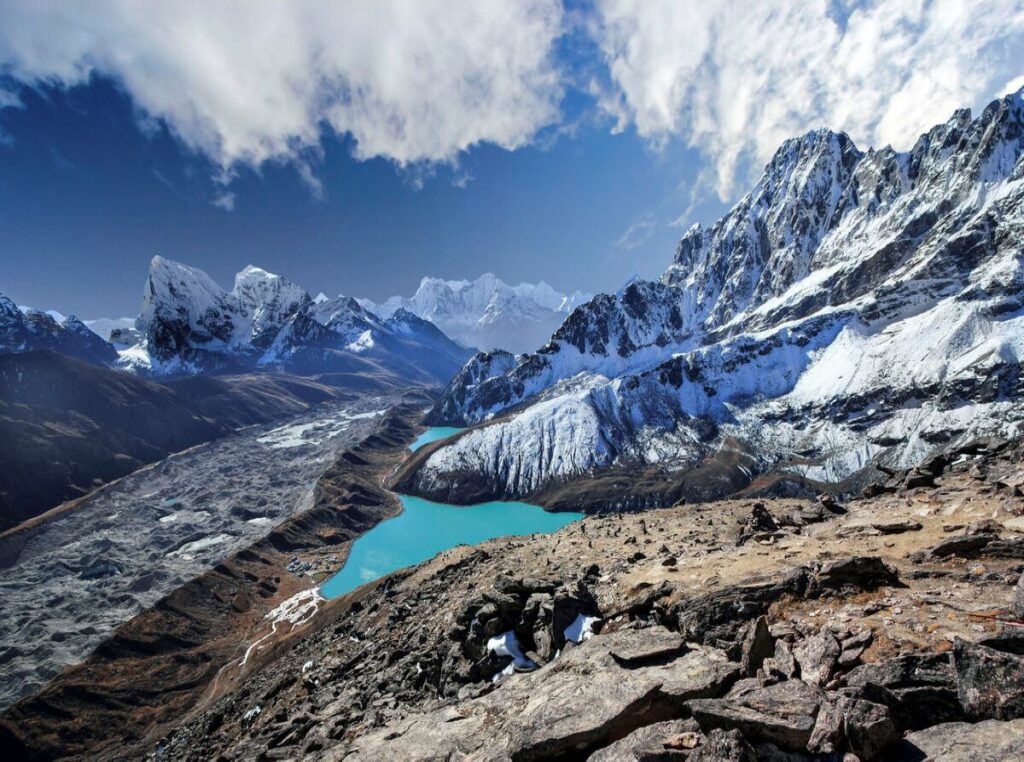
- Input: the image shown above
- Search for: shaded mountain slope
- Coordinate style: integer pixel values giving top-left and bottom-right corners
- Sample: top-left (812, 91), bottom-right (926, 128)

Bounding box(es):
top-left (0, 351), bottom-right (404, 530)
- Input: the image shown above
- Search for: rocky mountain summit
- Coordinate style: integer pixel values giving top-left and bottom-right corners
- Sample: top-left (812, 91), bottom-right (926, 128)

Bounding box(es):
top-left (122, 257), bottom-right (471, 382)
top-left (412, 90), bottom-right (1024, 508)
top-left (99, 435), bottom-right (1024, 761)
top-left (0, 293), bottom-right (117, 365)
top-left (360, 273), bottom-right (591, 353)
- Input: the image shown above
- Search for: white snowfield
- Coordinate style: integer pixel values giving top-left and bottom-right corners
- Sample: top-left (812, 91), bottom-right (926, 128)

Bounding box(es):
top-left (360, 273), bottom-right (591, 353)
top-left (418, 91), bottom-right (1024, 499)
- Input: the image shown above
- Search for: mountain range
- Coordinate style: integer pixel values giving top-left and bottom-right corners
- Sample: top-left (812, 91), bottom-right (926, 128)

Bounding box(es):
top-left (400, 90), bottom-right (1024, 508)
top-left (359, 273), bottom-right (590, 353)
top-left (0, 296), bottom-right (117, 366)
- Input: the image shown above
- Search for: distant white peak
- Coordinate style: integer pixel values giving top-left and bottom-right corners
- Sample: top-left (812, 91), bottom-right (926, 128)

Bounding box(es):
top-left (18, 306), bottom-right (66, 322)
top-left (313, 292), bottom-right (329, 304)
top-left (234, 264), bottom-right (281, 287)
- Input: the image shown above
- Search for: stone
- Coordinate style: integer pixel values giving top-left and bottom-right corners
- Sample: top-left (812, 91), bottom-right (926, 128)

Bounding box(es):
top-left (688, 679), bottom-right (824, 751)
top-left (843, 651), bottom-right (962, 730)
top-left (953, 638), bottom-right (1024, 720)
top-left (838, 630), bottom-right (873, 667)
top-left (927, 534), bottom-right (994, 558)
top-left (815, 557), bottom-right (900, 591)
top-left (807, 696), bottom-right (844, 755)
top-left (794, 629), bottom-right (841, 687)
top-left (608, 627), bottom-right (687, 666)
top-left (904, 469), bottom-right (936, 489)
top-left (688, 729), bottom-right (756, 761)
top-left (1015, 573), bottom-right (1024, 619)
top-left (768, 640), bottom-right (798, 680)
top-left (885, 719), bottom-right (1024, 761)
top-left (587, 719), bottom-right (701, 761)
top-left (670, 570), bottom-right (809, 652)
top-left (740, 617), bottom-right (774, 677)
top-left (870, 519), bottom-right (923, 534)
top-left (839, 697), bottom-right (897, 760)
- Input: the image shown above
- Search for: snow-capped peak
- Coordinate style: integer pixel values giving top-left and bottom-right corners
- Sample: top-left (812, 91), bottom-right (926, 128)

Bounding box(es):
top-left (412, 90), bottom-right (1024, 508)
top-left (361, 273), bottom-right (592, 353)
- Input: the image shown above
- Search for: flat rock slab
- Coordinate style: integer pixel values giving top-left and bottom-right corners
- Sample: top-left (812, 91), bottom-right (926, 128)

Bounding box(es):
top-left (883, 719), bottom-right (1024, 761)
top-left (687, 679), bottom-right (824, 752)
top-left (345, 628), bottom-right (737, 761)
top-left (608, 627), bottom-right (686, 665)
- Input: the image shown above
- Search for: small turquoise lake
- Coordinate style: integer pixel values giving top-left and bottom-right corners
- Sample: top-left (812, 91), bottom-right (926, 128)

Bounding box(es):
top-left (409, 426), bottom-right (464, 451)
top-left (320, 493), bottom-right (582, 599)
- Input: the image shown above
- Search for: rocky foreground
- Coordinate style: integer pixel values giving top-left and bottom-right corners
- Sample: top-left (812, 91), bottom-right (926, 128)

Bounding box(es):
top-left (146, 437), bottom-right (1024, 761)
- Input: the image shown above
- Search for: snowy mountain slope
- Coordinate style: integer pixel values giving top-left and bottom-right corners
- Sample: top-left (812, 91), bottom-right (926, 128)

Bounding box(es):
top-left (405, 91), bottom-right (1024, 507)
top-left (360, 273), bottom-right (591, 353)
top-left (125, 257), bottom-right (472, 383)
top-left (0, 293), bottom-right (118, 365)
top-left (83, 317), bottom-right (135, 342)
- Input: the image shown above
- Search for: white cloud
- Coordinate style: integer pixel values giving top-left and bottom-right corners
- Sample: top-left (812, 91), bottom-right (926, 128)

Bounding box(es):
top-left (592, 0), bottom-right (1024, 198)
top-left (615, 215), bottom-right (657, 250)
top-left (212, 190), bottom-right (235, 212)
top-left (0, 0), bottom-right (565, 175)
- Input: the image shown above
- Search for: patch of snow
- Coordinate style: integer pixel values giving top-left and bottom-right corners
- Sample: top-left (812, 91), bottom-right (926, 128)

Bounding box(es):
top-left (563, 613), bottom-right (600, 643)
top-left (246, 517), bottom-right (273, 527)
top-left (487, 630), bottom-right (536, 682)
top-left (168, 533), bottom-right (229, 561)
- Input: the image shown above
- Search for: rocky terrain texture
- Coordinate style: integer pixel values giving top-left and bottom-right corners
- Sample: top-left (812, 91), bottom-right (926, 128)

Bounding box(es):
top-left (0, 350), bottom-right (401, 529)
top-left (123, 256), bottom-right (471, 381)
top-left (0, 404), bottom-right (425, 759)
top-left (54, 435), bottom-right (1021, 761)
top-left (0, 293), bottom-right (117, 365)
top-left (360, 273), bottom-right (591, 354)
top-left (0, 390), bottom-right (416, 710)
top-left (414, 91), bottom-right (1024, 509)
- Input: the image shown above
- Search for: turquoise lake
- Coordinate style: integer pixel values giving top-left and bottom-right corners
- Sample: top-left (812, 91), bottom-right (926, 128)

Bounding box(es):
top-left (409, 426), bottom-right (464, 451)
top-left (320, 493), bottom-right (582, 599)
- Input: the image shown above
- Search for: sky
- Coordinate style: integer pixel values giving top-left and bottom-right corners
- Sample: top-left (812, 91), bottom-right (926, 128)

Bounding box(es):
top-left (0, 0), bottom-right (1022, 318)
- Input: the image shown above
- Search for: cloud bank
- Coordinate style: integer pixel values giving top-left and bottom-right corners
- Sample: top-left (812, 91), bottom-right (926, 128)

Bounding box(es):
top-left (0, 0), bottom-right (564, 171)
top-left (592, 0), bottom-right (1024, 197)
top-left (1, 0), bottom-right (1022, 201)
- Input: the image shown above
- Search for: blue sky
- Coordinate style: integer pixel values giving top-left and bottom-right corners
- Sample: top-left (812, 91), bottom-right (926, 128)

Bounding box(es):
top-left (0, 74), bottom-right (720, 317)
top-left (0, 1), bottom-right (1021, 318)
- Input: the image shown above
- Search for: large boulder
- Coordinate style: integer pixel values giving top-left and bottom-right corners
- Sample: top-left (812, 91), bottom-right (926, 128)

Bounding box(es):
top-left (843, 651), bottom-right (962, 730)
top-left (793, 629), bottom-right (840, 687)
top-left (883, 719), bottom-right (1024, 761)
top-left (687, 679), bottom-right (824, 751)
top-left (740, 617), bottom-right (774, 677)
top-left (953, 638), bottom-right (1024, 720)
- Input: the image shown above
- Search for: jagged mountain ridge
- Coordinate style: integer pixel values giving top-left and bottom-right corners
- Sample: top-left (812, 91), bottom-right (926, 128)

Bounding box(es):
top-left (0, 294), bottom-right (117, 366)
top-left (123, 257), bottom-right (472, 383)
top-left (359, 273), bottom-right (591, 353)
top-left (410, 90), bottom-right (1024, 507)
